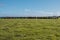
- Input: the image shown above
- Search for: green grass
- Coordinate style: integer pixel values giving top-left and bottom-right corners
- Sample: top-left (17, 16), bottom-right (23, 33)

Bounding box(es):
top-left (0, 19), bottom-right (60, 40)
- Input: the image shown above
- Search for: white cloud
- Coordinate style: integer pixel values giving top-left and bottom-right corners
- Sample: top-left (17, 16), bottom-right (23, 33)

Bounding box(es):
top-left (56, 12), bottom-right (60, 16)
top-left (25, 9), bottom-right (31, 12)
top-left (24, 9), bottom-right (58, 16)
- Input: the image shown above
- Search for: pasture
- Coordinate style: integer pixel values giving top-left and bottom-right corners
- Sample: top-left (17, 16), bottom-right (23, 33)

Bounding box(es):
top-left (0, 19), bottom-right (60, 40)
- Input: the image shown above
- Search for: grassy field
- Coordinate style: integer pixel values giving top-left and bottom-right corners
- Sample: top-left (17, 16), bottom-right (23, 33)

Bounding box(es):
top-left (0, 19), bottom-right (60, 40)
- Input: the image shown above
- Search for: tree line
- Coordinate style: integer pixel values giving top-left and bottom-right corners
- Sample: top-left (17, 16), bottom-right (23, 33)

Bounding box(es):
top-left (0, 16), bottom-right (59, 19)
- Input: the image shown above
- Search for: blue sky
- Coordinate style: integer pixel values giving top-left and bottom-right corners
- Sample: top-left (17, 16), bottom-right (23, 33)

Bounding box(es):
top-left (0, 0), bottom-right (60, 17)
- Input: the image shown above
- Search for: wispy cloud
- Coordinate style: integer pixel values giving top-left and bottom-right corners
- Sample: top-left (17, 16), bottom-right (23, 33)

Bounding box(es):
top-left (25, 9), bottom-right (32, 12)
top-left (24, 9), bottom-right (58, 16)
